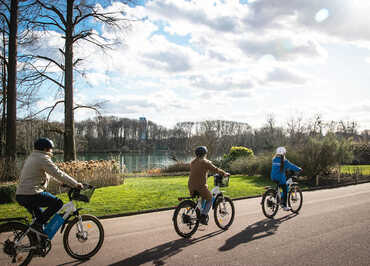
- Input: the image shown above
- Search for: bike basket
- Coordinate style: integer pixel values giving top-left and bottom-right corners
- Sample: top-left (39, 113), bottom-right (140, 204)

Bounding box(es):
top-left (214, 174), bottom-right (229, 187)
top-left (71, 185), bottom-right (95, 203)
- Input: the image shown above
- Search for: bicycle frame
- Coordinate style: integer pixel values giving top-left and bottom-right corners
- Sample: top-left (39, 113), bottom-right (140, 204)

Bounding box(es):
top-left (1, 184), bottom-right (103, 265)
top-left (263, 177), bottom-right (298, 207)
top-left (11, 197), bottom-right (82, 254)
top-left (195, 184), bottom-right (224, 212)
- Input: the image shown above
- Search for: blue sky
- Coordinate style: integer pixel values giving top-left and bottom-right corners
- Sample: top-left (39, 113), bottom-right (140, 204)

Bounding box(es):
top-left (30, 0), bottom-right (370, 131)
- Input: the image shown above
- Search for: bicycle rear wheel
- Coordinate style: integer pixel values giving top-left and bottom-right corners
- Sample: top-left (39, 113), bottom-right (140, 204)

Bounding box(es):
top-left (288, 185), bottom-right (303, 213)
top-left (63, 214), bottom-right (104, 260)
top-left (0, 222), bottom-right (35, 266)
top-left (214, 196), bottom-right (235, 230)
top-left (261, 189), bottom-right (279, 219)
top-left (173, 200), bottom-right (199, 238)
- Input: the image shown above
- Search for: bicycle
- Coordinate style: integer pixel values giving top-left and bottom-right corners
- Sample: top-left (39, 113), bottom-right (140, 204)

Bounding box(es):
top-left (261, 174), bottom-right (303, 219)
top-left (0, 184), bottom-right (104, 266)
top-left (173, 174), bottom-right (235, 238)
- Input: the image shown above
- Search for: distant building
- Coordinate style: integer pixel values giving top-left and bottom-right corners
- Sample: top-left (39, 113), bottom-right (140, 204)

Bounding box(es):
top-left (139, 117), bottom-right (147, 140)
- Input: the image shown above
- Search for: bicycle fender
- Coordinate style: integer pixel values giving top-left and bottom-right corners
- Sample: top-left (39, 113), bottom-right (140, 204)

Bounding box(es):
top-left (0, 217), bottom-right (28, 224)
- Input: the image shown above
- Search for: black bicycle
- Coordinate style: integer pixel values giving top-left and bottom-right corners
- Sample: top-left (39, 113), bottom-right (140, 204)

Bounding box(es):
top-left (261, 175), bottom-right (303, 219)
top-left (173, 174), bottom-right (235, 238)
top-left (0, 184), bottom-right (104, 266)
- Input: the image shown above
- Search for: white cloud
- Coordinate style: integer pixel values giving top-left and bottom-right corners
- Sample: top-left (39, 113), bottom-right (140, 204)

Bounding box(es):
top-left (265, 67), bottom-right (308, 84)
top-left (27, 0), bottom-right (370, 130)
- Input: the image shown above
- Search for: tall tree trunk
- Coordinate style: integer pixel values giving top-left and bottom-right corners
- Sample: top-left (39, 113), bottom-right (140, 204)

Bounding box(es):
top-left (64, 0), bottom-right (76, 162)
top-left (3, 0), bottom-right (18, 180)
top-left (0, 29), bottom-right (7, 156)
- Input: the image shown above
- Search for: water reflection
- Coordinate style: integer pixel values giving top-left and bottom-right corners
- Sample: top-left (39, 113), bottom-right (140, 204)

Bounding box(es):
top-left (53, 152), bottom-right (191, 173)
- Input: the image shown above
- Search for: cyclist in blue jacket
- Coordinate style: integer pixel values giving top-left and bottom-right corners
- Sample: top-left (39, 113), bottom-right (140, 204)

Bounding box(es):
top-left (270, 147), bottom-right (302, 211)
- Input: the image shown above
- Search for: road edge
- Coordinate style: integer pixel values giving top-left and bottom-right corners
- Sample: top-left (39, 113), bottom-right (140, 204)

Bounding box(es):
top-left (97, 179), bottom-right (370, 220)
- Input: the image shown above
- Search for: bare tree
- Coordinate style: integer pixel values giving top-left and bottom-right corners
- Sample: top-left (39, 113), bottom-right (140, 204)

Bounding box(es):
top-left (1, 0), bottom-right (19, 180)
top-left (0, 21), bottom-right (7, 156)
top-left (25, 0), bottom-right (134, 161)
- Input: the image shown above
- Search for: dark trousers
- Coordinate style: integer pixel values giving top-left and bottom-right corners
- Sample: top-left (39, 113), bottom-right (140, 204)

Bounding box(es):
top-left (16, 192), bottom-right (63, 226)
top-left (279, 184), bottom-right (288, 206)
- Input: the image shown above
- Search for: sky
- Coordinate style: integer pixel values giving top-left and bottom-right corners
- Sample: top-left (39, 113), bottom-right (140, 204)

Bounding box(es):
top-left (31, 0), bottom-right (370, 131)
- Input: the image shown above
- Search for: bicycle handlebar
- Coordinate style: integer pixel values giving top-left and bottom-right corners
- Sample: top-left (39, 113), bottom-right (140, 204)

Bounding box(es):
top-left (61, 183), bottom-right (94, 201)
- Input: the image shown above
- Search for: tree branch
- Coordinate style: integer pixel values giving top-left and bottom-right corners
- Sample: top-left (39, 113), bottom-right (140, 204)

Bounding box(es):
top-left (46, 100), bottom-right (64, 121)
top-left (0, 12), bottom-right (10, 28)
top-left (22, 100), bottom-right (63, 120)
top-left (29, 55), bottom-right (64, 71)
top-left (73, 58), bottom-right (83, 67)
top-left (73, 5), bottom-right (83, 25)
top-left (73, 104), bottom-right (102, 117)
top-left (0, 0), bottom-right (10, 13)
top-left (28, 62), bottom-right (64, 89)
top-left (35, 0), bottom-right (67, 27)
top-left (32, 14), bottom-right (66, 32)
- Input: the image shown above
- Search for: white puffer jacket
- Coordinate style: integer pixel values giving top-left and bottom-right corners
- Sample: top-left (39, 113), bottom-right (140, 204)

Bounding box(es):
top-left (16, 150), bottom-right (78, 195)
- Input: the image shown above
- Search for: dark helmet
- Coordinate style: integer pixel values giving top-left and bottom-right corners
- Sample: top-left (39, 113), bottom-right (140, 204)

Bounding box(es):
top-left (195, 146), bottom-right (208, 157)
top-left (34, 138), bottom-right (54, 151)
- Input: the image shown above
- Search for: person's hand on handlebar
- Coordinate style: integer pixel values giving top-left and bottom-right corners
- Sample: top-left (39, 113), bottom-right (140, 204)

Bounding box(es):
top-left (75, 182), bottom-right (84, 189)
top-left (224, 172), bottom-right (230, 177)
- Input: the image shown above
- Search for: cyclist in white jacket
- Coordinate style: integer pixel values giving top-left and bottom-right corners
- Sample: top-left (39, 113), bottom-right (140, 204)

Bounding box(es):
top-left (16, 138), bottom-right (83, 237)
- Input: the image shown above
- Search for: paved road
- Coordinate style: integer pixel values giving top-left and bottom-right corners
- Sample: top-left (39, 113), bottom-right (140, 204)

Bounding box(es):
top-left (31, 183), bottom-right (370, 266)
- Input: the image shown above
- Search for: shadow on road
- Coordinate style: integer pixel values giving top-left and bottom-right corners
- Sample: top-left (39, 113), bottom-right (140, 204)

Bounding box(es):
top-left (219, 213), bottom-right (297, 251)
top-left (57, 259), bottom-right (90, 266)
top-left (109, 229), bottom-right (225, 266)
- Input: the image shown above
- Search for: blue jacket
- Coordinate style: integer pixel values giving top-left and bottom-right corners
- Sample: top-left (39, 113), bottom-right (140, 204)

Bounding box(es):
top-left (270, 156), bottom-right (301, 185)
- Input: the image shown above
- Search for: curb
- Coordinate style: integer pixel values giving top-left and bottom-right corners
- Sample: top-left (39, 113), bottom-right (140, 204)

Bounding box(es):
top-left (98, 179), bottom-right (370, 220)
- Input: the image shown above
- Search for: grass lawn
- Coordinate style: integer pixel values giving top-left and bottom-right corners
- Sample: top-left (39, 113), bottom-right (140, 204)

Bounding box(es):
top-left (0, 175), bottom-right (273, 220)
top-left (341, 165), bottom-right (370, 175)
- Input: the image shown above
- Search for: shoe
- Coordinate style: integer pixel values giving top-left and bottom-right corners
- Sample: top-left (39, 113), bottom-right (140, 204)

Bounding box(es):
top-left (199, 214), bottom-right (209, 225)
top-left (283, 206), bottom-right (291, 211)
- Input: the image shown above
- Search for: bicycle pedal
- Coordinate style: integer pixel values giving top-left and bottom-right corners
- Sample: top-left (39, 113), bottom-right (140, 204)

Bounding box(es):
top-left (35, 239), bottom-right (51, 257)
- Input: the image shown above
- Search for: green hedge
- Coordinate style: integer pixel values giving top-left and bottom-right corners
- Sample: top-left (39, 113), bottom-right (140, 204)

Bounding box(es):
top-left (0, 184), bottom-right (17, 204)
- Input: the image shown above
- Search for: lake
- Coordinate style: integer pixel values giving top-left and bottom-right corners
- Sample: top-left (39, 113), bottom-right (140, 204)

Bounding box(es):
top-left (53, 152), bottom-right (192, 173)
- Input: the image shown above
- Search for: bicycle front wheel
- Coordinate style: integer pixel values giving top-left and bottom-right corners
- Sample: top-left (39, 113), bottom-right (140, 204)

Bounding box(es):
top-left (214, 196), bottom-right (235, 230)
top-left (173, 200), bottom-right (199, 238)
top-left (261, 189), bottom-right (279, 219)
top-left (63, 214), bottom-right (104, 260)
top-left (288, 185), bottom-right (303, 213)
top-left (0, 222), bottom-right (35, 266)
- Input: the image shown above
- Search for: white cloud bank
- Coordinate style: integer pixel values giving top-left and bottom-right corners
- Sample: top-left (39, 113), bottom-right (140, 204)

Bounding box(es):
top-left (33, 0), bottom-right (370, 130)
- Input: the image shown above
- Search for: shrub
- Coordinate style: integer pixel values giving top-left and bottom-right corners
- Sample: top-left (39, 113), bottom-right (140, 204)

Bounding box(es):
top-left (0, 183), bottom-right (17, 204)
top-left (228, 152), bottom-right (273, 177)
top-left (224, 146), bottom-right (254, 161)
top-left (287, 134), bottom-right (353, 185)
top-left (222, 146), bottom-right (254, 171)
top-left (255, 153), bottom-right (274, 179)
top-left (230, 157), bottom-right (259, 176)
top-left (353, 143), bottom-right (370, 164)
top-left (161, 162), bottom-right (190, 173)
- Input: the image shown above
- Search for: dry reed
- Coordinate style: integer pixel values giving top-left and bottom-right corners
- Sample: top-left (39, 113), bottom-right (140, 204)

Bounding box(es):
top-left (48, 160), bottom-right (123, 193)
